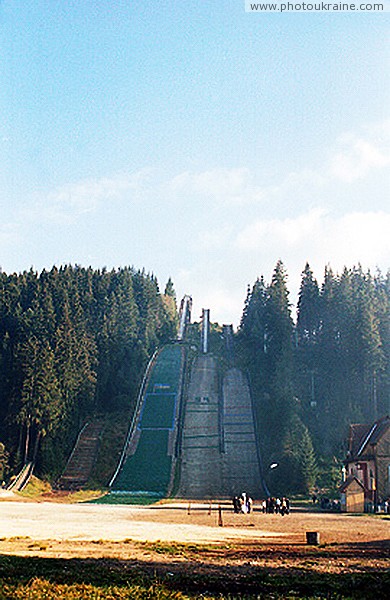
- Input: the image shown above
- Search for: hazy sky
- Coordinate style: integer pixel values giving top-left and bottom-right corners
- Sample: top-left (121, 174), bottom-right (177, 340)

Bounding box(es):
top-left (1, 1), bottom-right (389, 325)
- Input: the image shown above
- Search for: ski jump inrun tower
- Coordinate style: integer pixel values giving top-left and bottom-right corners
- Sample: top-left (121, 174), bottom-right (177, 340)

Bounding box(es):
top-left (201, 308), bottom-right (210, 354)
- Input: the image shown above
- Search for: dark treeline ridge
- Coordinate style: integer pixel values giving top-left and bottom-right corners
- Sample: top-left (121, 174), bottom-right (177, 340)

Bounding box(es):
top-left (238, 260), bottom-right (389, 495)
top-left (0, 265), bottom-right (178, 482)
top-left (1, 260), bottom-right (389, 496)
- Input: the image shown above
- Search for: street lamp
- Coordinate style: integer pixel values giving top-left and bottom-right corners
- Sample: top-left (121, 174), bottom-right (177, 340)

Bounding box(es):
top-left (262, 462), bottom-right (279, 497)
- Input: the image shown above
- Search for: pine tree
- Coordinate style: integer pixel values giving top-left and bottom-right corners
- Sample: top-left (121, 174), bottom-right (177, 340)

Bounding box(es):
top-left (14, 337), bottom-right (63, 464)
top-left (374, 269), bottom-right (390, 417)
top-left (279, 415), bottom-right (317, 494)
top-left (164, 277), bottom-right (176, 300)
top-left (297, 263), bottom-right (321, 345)
top-left (239, 261), bottom-right (295, 466)
top-left (298, 426), bottom-right (318, 494)
top-left (161, 278), bottom-right (179, 340)
top-left (266, 260), bottom-right (293, 361)
top-left (265, 260), bottom-right (294, 424)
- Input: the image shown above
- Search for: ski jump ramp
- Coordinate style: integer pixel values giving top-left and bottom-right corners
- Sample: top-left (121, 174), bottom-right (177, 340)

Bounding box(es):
top-left (111, 327), bottom-right (265, 498)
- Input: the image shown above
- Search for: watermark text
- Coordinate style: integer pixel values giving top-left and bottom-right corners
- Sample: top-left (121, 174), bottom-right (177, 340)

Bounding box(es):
top-left (245, 0), bottom-right (388, 11)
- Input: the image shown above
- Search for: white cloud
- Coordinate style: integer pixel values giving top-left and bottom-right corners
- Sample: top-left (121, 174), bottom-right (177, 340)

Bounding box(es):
top-left (174, 265), bottom-right (246, 328)
top-left (328, 211), bottom-right (390, 266)
top-left (5, 120), bottom-right (389, 326)
top-left (235, 209), bottom-right (390, 281)
top-left (16, 118), bottom-right (389, 234)
top-left (330, 122), bottom-right (390, 182)
top-left (168, 167), bottom-right (264, 205)
top-left (235, 208), bottom-right (327, 250)
top-left (197, 225), bottom-right (233, 250)
top-left (22, 169), bottom-right (153, 224)
top-left (266, 170), bottom-right (326, 199)
top-left (165, 121), bottom-right (389, 214)
top-left (199, 288), bottom-right (243, 325)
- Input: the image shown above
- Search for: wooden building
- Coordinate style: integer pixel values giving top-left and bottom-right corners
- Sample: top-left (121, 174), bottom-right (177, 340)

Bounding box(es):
top-left (339, 475), bottom-right (365, 513)
top-left (344, 415), bottom-right (390, 511)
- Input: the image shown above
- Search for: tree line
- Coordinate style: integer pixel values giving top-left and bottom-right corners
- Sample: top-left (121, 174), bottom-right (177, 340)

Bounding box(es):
top-left (0, 266), bottom-right (178, 481)
top-left (1, 260), bottom-right (388, 496)
top-left (238, 261), bottom-right (389, 495)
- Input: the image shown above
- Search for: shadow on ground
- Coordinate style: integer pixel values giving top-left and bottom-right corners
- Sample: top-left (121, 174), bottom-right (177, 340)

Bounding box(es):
top-left (0, 547), bottom-right (389, 599)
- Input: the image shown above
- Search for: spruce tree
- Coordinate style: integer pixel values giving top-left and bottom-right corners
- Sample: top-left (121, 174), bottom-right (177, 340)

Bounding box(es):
top-left (298, 426), bottom-right (318, 494)
top-left (297, 263), bottom-right (320, 345)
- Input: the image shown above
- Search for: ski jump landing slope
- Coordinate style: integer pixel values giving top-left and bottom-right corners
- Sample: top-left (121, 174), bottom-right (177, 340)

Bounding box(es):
top-left (178, 356), bottom-right (262, 499)
top-left (111, 344), bottom-right (184, 496)
top-left (111, 338), bottom-right (264, 499)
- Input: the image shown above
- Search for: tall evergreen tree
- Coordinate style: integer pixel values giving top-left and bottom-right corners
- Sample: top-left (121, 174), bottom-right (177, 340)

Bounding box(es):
top-left (13, 337), bottom-right (63, 464)
top-left (279, 415), bottom-right (318, 494)
top-left (297, 263), bottom-right (321, 345)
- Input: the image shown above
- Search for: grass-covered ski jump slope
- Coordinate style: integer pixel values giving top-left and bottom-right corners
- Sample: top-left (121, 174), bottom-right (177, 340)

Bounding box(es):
top-left (112, 344), bottom-right (183, 496)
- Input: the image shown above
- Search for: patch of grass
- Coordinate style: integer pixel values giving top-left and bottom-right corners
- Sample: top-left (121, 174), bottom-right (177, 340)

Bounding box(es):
top-left (89, 493), bottom-right (159, 505)
top-left (67, 489), bottom-right (107, 503)
top-left (0, 556), bottom-right (188, 599)
top-left (27, 542), bottom-right (48, 551)
top-left (138, 541), bottom-right (205, 557)
top-left (16, 475), bottom-right (52, 499)
top-left (14, 476), bottom-right (107, 504)
top-left (0, 553), bottom-right (388, 599)
top-left (0, 577), bottom-right (188, 599)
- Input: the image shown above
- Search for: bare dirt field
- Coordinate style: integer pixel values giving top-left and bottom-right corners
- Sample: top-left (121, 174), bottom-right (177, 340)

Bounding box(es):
top-left (1, 491), bottom-right (389, 598)
top-left (1, 490), bottom-right (390, 546)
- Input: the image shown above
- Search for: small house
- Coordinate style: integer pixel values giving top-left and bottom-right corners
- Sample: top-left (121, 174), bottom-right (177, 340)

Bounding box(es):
top-left (344, 415), bottom-right (390, 511)
top-left (339, 475), bottom-right (365, 513)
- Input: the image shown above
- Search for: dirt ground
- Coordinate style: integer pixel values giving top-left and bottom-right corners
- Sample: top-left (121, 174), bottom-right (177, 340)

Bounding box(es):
top-left (0, 491), bottom-right (389, 578)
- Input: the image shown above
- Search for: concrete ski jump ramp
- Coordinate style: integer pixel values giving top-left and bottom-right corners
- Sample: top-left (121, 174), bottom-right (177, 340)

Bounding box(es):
top-left (222, 367), bottom-right (262, 497)
top-left (111, 338), bottom-right (263, 499)
top-left (178, 356), bottom-right (262, 499)
top-left (178, 354), bottom-right (223, 498)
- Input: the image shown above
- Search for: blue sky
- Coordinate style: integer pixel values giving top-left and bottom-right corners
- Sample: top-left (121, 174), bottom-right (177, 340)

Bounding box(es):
top-left (1, 1), bottom-right (389, 325)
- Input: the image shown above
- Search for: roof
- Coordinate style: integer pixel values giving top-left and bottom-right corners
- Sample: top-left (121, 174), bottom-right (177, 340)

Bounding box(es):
top-left (370, 417), bottom-right (390, 445)
top-left (347, 416), bottom-right (390, 459)
top-left (339, 474), bottom-right (366, 493)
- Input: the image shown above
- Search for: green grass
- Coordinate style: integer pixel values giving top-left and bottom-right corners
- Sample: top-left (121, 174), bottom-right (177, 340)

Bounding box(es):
top-left (0, 553), bottom-right (388, 599)
top-left (0, 555), bottom-right (188, 599)
top-left (16, 475), bottom-right (52, 499)
top-left (90, 493), bottom-right (161, 505)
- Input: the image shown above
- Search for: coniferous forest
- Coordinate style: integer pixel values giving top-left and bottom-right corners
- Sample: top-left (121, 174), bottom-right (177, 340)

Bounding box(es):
top-left (0, 266), bottom-right (178, 482)
top-left (238, 261), bottom-right (389, 494)
top-left (0, 261), bottom-right (389, 495)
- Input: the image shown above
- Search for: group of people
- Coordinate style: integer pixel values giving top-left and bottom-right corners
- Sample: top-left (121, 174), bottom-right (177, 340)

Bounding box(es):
top-left (380, 499), bottom-right (390, 513)
top-left (232, 492), bottom-right (253, 514)
top-left (260, 496), bottom-right (290, 515)
top-left (232, 493), bottom-right (290, 515)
